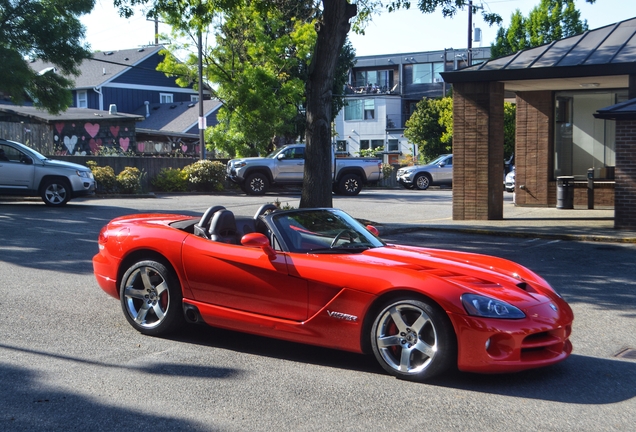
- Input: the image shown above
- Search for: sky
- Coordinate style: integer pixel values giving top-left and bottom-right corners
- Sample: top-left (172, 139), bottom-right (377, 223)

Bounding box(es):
top-left (81, 0), bottom-right (636, 57)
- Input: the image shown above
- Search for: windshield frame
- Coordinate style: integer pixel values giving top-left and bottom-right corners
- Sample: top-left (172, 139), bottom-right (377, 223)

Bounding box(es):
top-left (266, 208), bottom-right (385, 254)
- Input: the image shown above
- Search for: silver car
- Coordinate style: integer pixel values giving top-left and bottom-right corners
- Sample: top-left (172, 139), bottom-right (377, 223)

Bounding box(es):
top-left (0, 139), bottom-right (96, 206)
top-left (396, 154), bottom-right (452, 190)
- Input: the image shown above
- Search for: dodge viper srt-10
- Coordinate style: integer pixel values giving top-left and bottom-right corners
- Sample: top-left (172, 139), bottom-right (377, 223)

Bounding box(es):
top-left (93, 204), bottom-right (573, 381)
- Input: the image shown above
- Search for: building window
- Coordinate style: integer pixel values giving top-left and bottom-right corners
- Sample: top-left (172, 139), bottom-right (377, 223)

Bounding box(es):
top-left (353, 70), bottom-right (391, 93)
top-left (413, 62), bottom-right (444, 84)
top-left (388, 139), bottom-right (399, 152)
top-left (336, 140), bottom-right (348, 153)
top-left (160, 93), bottom-right (174, 104)
top-left (360, 140), bottom-right (384, 151)
top-left (345, 99), bottom-right (375, 121)
top-left (191, 95), bottom-right (199, 102)
top-left (77, 90), bottom-right (87, 108)
top-left (554, 90), bottom-right (625, 179)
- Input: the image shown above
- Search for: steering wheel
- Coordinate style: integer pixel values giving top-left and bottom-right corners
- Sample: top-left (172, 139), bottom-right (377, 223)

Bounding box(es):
top-left (330, 229), bottom-right (357, 248)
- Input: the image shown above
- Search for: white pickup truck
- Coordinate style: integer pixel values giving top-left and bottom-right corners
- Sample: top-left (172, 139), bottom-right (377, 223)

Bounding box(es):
top-left (226, 144), bottom-right (382, 196)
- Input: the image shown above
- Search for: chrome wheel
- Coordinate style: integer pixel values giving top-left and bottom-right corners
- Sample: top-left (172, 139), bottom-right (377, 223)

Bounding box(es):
top-left (120, 260), bottom-right (183, 336)
top-left (42, 179), bottom-right (70, 206)
top-left (414, 174), bottom-right (431, 190)
top-left (371, 299), bottom-right (455, 381)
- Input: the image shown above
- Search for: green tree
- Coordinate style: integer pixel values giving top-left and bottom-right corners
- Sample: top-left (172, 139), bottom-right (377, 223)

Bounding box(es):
top-left (404, 97), bottom-right (453, 161)
top-left (0, 0), bottom-right (94, 113)
top-left (503, 102), bottom-right (516, 159)
top-left (492, 0), bottom-right (591, 58)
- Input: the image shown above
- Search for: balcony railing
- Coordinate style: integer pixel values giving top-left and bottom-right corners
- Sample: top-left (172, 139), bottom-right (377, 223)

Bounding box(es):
top-left (346, 81), bottom-right (400, 95)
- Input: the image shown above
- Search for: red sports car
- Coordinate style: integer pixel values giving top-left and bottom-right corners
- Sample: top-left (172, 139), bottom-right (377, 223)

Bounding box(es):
top-left (93, 204), bottom-right (573, 381)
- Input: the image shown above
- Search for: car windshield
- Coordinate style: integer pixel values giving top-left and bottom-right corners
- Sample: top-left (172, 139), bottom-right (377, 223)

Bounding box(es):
top-left (265, 147), bottom-right (287, 158)
top-left (429, 155), bottom-right (447, 165)
top-left (271, 209), bottom-right (385, 254)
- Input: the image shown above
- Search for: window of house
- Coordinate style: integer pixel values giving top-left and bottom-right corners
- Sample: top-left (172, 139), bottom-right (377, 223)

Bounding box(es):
top-left (554, 90), bottom-right (626, 179)
top-left (77, 90), bottom-right (87, 108)
top-left (345, 99), bottom-right (375, 121)
top-left (160, 93), bottom-right (174, 104)
top-left (413, 62), bottom-right (444, 84)
top-left (191, 95), bottom-right (199, 102)
top-left (336, 140), bottom-right (348, 153)
top-left (388, 139), bottom-right (399, 152)
top-left (354, 70), bottom-right (390, 91)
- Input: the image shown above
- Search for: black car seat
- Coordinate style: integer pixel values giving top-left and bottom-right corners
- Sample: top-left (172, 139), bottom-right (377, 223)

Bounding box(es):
top-left (209, 210), bottom-right (239, 244)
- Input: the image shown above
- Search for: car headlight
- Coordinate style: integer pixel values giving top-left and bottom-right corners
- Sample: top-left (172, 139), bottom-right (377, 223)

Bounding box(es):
top-left (461, 294), bottom-right (525, 319)
top-left (78, 170), bottom-right (94, 179)
top-left (234, 161), bottom-right (247, 168)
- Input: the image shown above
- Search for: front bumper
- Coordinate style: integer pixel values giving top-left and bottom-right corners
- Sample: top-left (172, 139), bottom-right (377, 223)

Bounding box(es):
top-left (449, 300), bottom-right (574, 373)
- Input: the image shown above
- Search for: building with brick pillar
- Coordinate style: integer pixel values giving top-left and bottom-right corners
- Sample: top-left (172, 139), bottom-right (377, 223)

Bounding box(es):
top-left (441, 17), bottom-right (636, 229)
top-left (594, 100), bottom-right (636, 229)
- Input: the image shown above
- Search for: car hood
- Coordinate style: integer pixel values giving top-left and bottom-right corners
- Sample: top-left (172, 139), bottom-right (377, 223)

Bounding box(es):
top-left (345, 244), bottom-right (561, 309)
top-left (43, 159), bottom-right (91, 171)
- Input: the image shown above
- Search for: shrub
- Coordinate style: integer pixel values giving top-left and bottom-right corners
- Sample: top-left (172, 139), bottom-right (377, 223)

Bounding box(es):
top-left (381, 163), bottom-right (394, 180)
top-left (182, 160), bottom-right (226, 192)
top-left (86, 161), bottom-right (117, 194)
top-left (116, 166), bottom-right (144, 194)
top-left (152, 167), bottom-right (188, 192)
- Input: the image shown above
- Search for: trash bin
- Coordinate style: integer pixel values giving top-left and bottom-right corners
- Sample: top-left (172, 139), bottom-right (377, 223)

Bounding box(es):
top-left (556, 176), bottom-right (574, 209)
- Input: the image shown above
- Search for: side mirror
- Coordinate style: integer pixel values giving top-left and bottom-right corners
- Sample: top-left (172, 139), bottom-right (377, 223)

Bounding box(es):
top-left (438, 161), bottom-right (446, 167)
top-left (277, 153), bottom-right (286, 160)
top-left (366, 225), bottom-right (380, 237)
top-left (241, 232), bottom-right (277, 259)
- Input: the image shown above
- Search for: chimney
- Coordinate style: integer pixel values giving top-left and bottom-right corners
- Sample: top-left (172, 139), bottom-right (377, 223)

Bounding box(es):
top-left (144, 101), bottom-right (150, 118)
top-left (109, 104), bottom-right (117, 115)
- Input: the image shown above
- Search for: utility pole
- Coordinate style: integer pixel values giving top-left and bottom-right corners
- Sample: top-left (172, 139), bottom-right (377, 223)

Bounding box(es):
top-left (467, 0), bottom-right (473, 66)
top-left (198, 30), bottom-right (206, 160)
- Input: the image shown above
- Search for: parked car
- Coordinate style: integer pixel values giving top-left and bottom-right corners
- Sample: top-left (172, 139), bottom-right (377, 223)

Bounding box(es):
top-left (505, 166), bottom-right (515, 192)
top-left (0, 138), bottom-right (96, 206)
top-left (396, 154), bottom-right (452, 190)
top-left (226, 144), bottom-right (382, 196)
top-left (94, 204), bottom-right (574, 382)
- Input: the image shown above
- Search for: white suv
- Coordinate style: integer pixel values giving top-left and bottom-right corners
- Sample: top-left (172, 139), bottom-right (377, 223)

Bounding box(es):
top-left (0, 139), bottom-right (96, 206)
top-left (396, 154), bottom-right (453, 190)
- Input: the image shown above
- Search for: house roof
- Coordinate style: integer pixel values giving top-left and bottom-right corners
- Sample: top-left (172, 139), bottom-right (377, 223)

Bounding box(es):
top-left (594, 98), bottom-right (636, 120)
top-left (134, 100), bottom-right (222, 133)
top-left (441, 17), bottom-right (636, 92)
top-left (29, 46), bottom-right (165, 89)
top-left (0, 105), bottom-right (144, 123)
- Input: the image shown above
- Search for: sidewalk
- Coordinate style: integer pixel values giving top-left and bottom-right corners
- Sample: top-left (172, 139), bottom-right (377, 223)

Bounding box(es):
top-left (379, 204), bottom-right (636, 243)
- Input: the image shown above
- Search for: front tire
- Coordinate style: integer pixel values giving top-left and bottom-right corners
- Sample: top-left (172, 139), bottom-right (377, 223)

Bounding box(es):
top-left (120, 260), bottom-right (184, 336)
top-left (41, 179), bottom-right (71, 206)
top-left (414, 173), bottom-right (431, 190)
top-left (370, 298), bottom-right (456, 381)
top-left (338, 173), bottom-right (362, 196)
top-left (245, 173), bottom-right (269, 195)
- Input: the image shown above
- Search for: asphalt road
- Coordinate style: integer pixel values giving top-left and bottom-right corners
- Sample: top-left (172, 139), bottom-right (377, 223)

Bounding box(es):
top-left (1, 190), bottom-right (635, 431)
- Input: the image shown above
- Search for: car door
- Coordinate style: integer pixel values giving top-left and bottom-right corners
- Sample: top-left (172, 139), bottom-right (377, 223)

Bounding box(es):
top-left (439, 155), bottom-right (453, 184)
top-left (0, 144), bottom-right (35, 191)
top-left (181, 235), bottom-right (308, 321)
top-left (275, 147), bottom-right (305, 182)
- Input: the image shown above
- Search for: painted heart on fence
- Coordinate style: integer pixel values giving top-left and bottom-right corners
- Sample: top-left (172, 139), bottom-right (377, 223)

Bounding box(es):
top-left (182, 145), bottom-right (188, 152)
top-left (84, 123), bottom-right (100, 138)
top-left (119, 137), bottom-right (130, 152)
top-left (155, 143), bottom-right (163, 152)
top-left (89, 138), bottom-right (102, 154)
top-left (63, 136), bottom-right (78, 154)
top-left (137, 142), bottom-right (145, 152)
top-left (55, 123), bottom-right (64, 135)
top-left (109, 125), bottom-right (120, 137)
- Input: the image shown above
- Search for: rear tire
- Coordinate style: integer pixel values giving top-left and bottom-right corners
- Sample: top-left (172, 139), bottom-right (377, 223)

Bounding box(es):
top-left (120, 260), bottom-right (184, 336)
top-left (338, 173), bottom-right (362, 196)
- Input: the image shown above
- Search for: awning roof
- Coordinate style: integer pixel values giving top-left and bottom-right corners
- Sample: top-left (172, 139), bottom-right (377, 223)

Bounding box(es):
top-left (441, 17), bottom-right (636, 91)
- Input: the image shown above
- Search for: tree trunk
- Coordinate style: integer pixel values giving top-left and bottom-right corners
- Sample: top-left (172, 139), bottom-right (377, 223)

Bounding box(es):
top-left (300, 0), bottom-right (356, 208)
